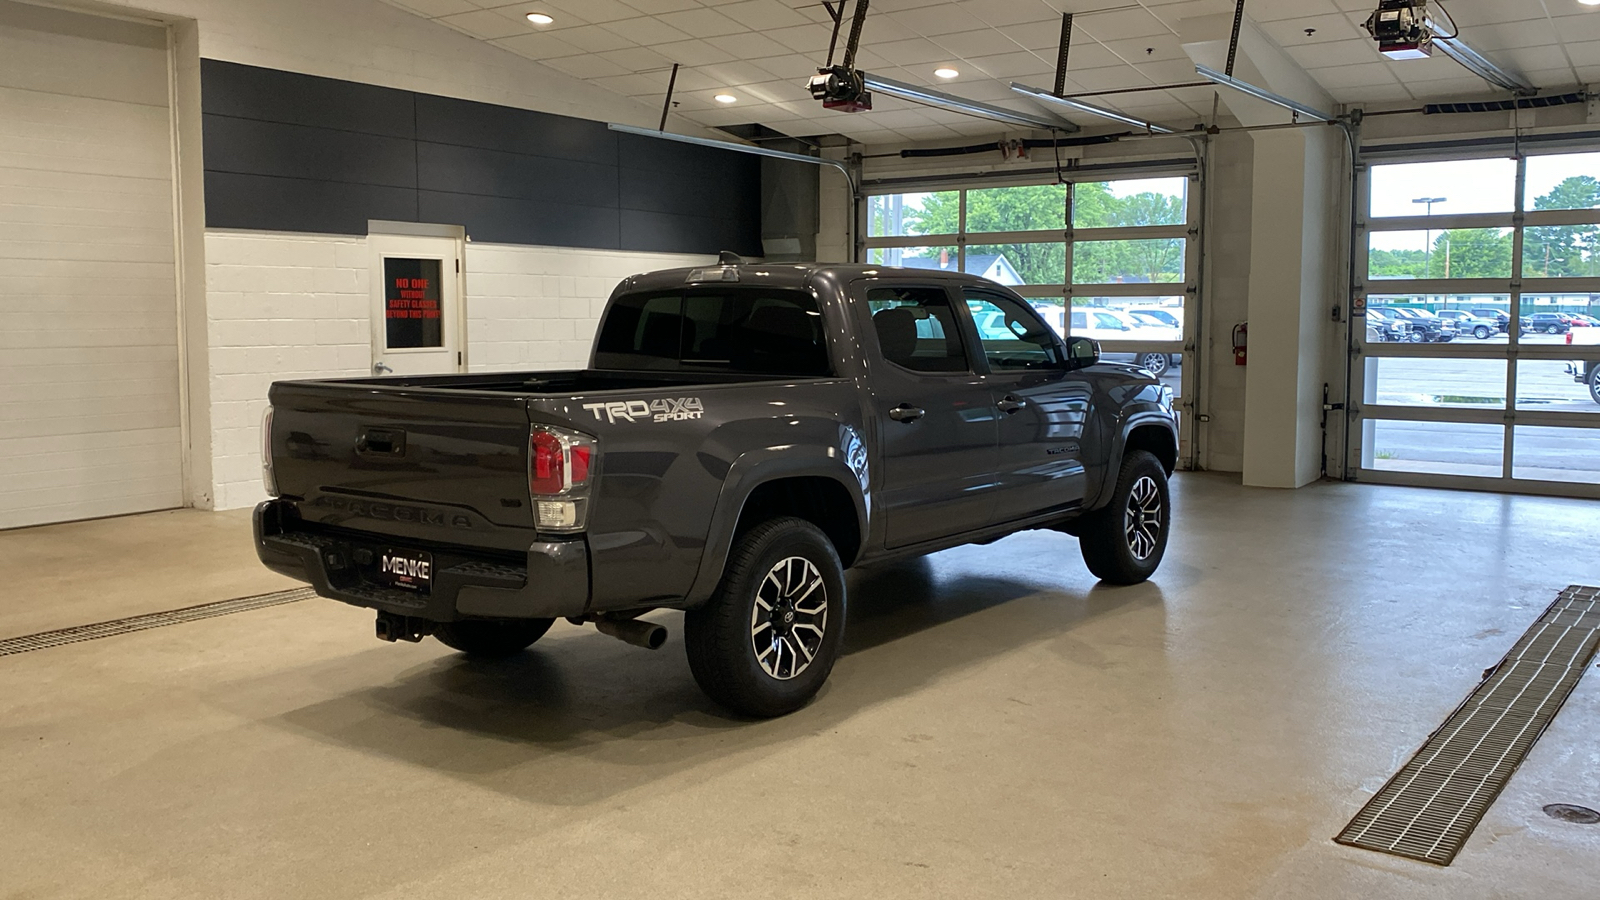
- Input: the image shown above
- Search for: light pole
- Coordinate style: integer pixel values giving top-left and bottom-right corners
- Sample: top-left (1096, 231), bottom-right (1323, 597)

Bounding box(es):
top-left (1413, 196), bottom-right (1447, 278)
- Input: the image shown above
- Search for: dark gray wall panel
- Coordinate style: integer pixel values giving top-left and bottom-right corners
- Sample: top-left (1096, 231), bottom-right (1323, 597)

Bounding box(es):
top-left (419, 191), bottom-right (619, 249)
top-left (621, 210), bottom-right (760, 256)
top-left (416, 142), bottom-right (617, 208)
top-left (201, 59), bottom-right (763, 255)
top-left (201, 59), bottom-right (415, 138)
top-left (203, 114), bottom-right (418, 188)
top-left (205, 172), bottom-right (418, 234)
top-left (414, 93), bottom-right (616, 167)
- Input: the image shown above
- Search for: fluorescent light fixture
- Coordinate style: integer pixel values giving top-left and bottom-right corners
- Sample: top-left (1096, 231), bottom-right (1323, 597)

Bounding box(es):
top-left (526, 12), bottom-right (553, 24)
top-left (714, 93), bottom-right (737, 103)
top-left (861, 72), bottom-right (1077, 131)
top-left (1009, 82), bottom-right (1178, 134)
top-left (933, 67), bottom-right (959, 79)
top-left (1195, 64), bottom-right (1335, 122)
top-left (607, 123), bottom-right (856, 190)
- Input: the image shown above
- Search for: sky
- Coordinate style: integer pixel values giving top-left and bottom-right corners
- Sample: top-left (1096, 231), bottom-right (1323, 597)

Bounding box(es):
top-left (1369, 151), bottom-right (1599, 253)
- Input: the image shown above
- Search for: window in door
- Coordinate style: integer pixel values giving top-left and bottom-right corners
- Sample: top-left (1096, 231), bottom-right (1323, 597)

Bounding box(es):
top-left (964, 292), bottom-right (1064, 370)
top-left (867, 287), bottom-right (970, 373)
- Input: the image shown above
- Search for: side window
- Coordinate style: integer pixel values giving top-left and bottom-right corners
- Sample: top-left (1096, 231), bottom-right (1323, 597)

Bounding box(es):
top-left (866, 286), bottom-right (970, 373)
top-left (594, 289), bottom-right (829, 375)
top-left (1071, 310), bottom-right (1086, 331)
top-left (963, 291), bottom-right (1064, 371)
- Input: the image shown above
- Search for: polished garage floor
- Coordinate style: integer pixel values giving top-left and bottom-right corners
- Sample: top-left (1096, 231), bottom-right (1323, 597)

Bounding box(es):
top-left (3, 474), bottom-right (1599, 899)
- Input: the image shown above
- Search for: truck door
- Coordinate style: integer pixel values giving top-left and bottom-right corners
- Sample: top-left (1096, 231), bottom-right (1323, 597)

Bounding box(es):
top-left (863, 285), bottom-right (998, 549)
top-left (961, 289), bottom-right (1089, 525)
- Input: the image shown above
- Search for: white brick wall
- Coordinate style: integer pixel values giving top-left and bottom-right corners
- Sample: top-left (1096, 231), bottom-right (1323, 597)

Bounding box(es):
top-left (205, 231), bottom-right (369, 511)
top-left (206, 231), bottom-right (715, 510)
top-left (465, 243), bottom-right (712, 372)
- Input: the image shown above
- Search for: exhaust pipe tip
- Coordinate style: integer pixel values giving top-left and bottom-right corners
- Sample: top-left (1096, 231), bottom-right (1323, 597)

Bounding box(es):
top-left (595, 617), bottom-right (667, 650)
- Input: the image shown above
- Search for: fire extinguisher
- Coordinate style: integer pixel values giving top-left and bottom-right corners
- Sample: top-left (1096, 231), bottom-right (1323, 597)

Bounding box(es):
top-left (1232, 322), bottom-right (1248, 366)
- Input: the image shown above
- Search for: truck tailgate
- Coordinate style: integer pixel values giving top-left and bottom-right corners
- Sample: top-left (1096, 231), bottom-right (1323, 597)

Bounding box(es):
top-left (268, 382), bottom-right (535, 552)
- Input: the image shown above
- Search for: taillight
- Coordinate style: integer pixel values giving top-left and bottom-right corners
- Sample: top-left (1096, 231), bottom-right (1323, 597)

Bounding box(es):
top-left (529, 425), bottom-right (597, 533)
top-left (261, 406), bottom-right (278, 497)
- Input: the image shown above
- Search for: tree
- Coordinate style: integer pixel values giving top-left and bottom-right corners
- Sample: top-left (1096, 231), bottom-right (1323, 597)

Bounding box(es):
top-left (1433, 229), bottom-right (1511, 278)
top-left (1525, 176), bottom-right (1600, 278)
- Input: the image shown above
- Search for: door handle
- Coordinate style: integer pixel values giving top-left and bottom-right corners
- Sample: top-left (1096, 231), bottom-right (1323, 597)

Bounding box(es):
top-left (996, 395), bottom-right (1027, 415)
top-left (888, 405), bottom-right (925, 423)
top-left (373, 361), bottom-right (393, 375)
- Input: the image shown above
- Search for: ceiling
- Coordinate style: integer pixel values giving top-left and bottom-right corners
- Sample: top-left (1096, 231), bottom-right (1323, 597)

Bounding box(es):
top-left (380, 0), bottom-right (1600, 144)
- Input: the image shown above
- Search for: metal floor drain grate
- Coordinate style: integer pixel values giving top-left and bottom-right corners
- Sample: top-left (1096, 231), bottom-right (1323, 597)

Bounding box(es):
top-left (0, 587), bottom-right (317, 657)
top-left (1336, 585), bottom-right (1600, 865)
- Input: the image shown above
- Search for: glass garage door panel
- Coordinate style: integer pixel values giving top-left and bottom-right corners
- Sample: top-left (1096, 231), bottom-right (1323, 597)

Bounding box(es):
top-left (1365, 294), bottom-right (1511, 346)
top-left (1367, 420), bottom-right (1504, 478)
top-left (1073, 177), bottom-right (1188, 228)
top-left (1518, 293), bottom-right (1600, 336)
top-left (1072, 239), bottom-right (1184, 284)
top-left (1368, 159), bottom-right (1517, 217)
top-left (868, 246), bottom-right (958, 270)
top-left (1525, 153), bottom-right (1600, 211)
top-left (965, 242), bottom-right (1065, 285)
top-left (965, 184), bottom-right (1066, 233)
top-left (1516, 359), bottom-right (1600, 413)
top-left (1513, 426), bottom-right (1600, 484)
top-left (867, 192), bottom-right (956, 238)
top-left (1368, 229), bottom-right (1513, 280)
top-left (1367, 357), bottom-right (1506, 410)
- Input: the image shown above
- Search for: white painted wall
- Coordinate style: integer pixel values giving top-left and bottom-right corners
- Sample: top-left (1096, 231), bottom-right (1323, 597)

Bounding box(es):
top-left (205, 230), bottom-right (713, 511)
top-left (85, 0), bottom-right (686, 132)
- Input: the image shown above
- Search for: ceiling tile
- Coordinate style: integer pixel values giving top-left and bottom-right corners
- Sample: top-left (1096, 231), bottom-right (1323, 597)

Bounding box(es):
top-left (603, 16), bottom-right (696, 44)
top-left (704, 29), bottom-right (793, 57)
top-left (651, 38), bottom-right (739, 65)
top-left (621, 0), bottom-right (702, 12)
top-left (656, 6), bottom-right (752, 35)
top-left (716, 0), bottom-right (813, 30)
top-left (764, 22), bottom-right (835, 53)
top-left (382, 0), bottom-right (480, 17)
top-left (887, 4), bottom-right (989, 38)
top-left (552, 23), bottom-right (637, 52)
top-left (516, 0), bottom-right (644, 25)
top-left (490, 30), bottom-right (588, 57)
top-left (435, 9), bottom-right (532, 38)
top-left (596, 44), bottom-right (677, 71)
top-left (961, 0), bottom-right (1058, 28)
top-left (1073, 6), bottom-right (1170, 41)
top-left (930, 28), bottom-right (1026, 59)
top-left (871, 37), bottom-right (955, 66)
top-left (542, 54), bottom-right (634, 77)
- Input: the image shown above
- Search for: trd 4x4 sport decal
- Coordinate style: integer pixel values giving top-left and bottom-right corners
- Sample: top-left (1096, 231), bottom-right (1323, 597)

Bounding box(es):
top-left (582, 398), bottom-right (705, 424)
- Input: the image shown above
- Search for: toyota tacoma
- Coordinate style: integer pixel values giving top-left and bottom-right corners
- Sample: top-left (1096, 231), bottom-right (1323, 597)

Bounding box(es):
top-left (255, 258), bottom-right (1178, 717)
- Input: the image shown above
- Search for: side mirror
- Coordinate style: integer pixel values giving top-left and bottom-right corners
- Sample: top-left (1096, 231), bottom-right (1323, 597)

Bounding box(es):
top-left (1064, 336), bottom-right (1100, 370)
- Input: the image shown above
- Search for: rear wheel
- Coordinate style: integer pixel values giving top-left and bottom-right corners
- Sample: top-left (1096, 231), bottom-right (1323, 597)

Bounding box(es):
top-left (1474, 325), bottom-right (1492, 339)
top-left (684, 517), bottom-right (846, 717)
top-left (1589, 366), bottom-right (1600, 405)
top-left (1079, 450), bottom-right (1170, 585)
top-left (1407, 330), bottom-right (1424, 343)
top-left (435, 618), bottom-right (553, 658)
top-left (1138, 352), bottom-right (1170, 377)
top-left (1548, 325), bottom-right (1561, 334)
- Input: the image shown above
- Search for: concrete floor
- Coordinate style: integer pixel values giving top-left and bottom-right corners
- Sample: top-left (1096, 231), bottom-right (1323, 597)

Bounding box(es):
top-left (3, 474), bottom-right (1600, 898)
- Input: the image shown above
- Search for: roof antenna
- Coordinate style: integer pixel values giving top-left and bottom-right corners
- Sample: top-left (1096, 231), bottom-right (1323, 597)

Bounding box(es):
top-left (718, 250), bottom-right (744, 266)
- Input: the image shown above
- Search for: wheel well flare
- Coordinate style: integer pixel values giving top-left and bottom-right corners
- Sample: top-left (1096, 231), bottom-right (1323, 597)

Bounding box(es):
top-left (735, 477), bottom-right (861, 566)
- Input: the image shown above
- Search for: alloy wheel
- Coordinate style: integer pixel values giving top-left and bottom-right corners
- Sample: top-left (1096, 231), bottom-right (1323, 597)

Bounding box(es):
top-left (750, 556), bottom-right (828, 680)
top-left (1124, 475), bottom-right (1163, 561)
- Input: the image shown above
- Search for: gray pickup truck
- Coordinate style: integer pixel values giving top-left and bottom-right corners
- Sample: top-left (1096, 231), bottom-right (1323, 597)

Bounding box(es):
top-left (255, 259), bottom-right (1178, 716)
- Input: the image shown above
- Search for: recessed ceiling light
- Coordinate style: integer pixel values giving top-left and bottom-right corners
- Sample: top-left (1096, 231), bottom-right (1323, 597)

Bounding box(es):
top-left (1582, 0), bottom-right (1600, 6)
top-left (526, 12), bottom-right (554, 24)
top-left (714, 93), bottom-right (737, 103)
top-left (934, 67), bottom-right (960, 79)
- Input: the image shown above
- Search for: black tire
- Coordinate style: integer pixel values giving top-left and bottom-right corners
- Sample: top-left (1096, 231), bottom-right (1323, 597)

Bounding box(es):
top-left (1548, 325), bottom-right (1560, 334)
top-left (1474, 325), bottom-right (1492, 340)
top-left (435, 618), bottom-right (553, 658)
top-left (1078, 450), bottom-right (1170, 585)
top-left (1139, 352), bottom-right (1170, 377)
top-left (684, 517), bottom-right (846, 718)
top-left (1407, 330), bottom-right (1424, 343)
top-left (1589, 366), bottom-right (1600, 406)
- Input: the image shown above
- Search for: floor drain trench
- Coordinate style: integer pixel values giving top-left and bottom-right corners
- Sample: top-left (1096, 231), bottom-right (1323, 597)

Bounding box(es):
top-left (0, 587), bottom-right (317, 657)
top-left (1335, 585), bottom-right (1600, 865)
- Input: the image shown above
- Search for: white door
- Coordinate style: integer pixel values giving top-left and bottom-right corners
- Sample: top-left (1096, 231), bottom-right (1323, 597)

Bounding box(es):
top-left (0, 2), bottom-right (183, 529)
top-left (369, 233), bottom-right (464, 377)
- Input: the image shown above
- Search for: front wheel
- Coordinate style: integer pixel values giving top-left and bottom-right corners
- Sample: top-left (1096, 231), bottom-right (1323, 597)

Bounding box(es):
top-left (1407, 330), bottom-right (1424, 343)
top-left (435, 618), bottom-right (553, 657)
top-left (1589, 366), bottom-right (1600, 405)
top-left (684, 517), bottom-right (846, 717)
top-left (1079, 450), bottom-right (1170, 585)
top-left (1474, 325), bottom-right (1492, 340)
top-left (1548, 325), bottom-right (1561, 334)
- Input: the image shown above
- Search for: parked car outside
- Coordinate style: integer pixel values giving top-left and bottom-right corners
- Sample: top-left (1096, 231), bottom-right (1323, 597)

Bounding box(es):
top-left (1366, 309), bottom-right (1409, 343)
top-left (1128, 309), bottom-right (1182, 330)
top-left (1370, 307), bottom-right (1451, 343)
top-left (1063, 308), bottom-right (1182, 376)
top-left (1568, 313), bottom-right (1599, 327)
top-left (1469, 308), bottom-right (1511, 333)
top-left (1565, 327), bottom-right (1600, 405)
top-left (1436, 309), bottom-right (1498, 340)
top-left (1524, 313), bottom-right (1573, 335)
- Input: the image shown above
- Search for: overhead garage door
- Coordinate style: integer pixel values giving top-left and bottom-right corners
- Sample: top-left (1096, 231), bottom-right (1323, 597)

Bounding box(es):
top-left (0, 2), bottom-right (183, 529)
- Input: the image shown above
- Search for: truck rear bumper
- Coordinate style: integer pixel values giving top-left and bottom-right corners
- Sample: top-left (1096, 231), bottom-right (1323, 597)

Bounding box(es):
top-left (253, 500), bottom-right (589, 621)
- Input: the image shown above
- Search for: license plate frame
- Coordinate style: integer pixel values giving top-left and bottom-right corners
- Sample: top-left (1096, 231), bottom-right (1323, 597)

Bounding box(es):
top-left (375, 548), bottom-right (433, 594)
